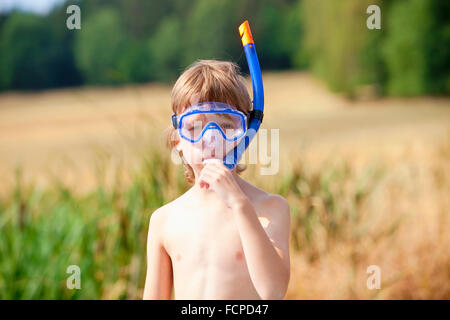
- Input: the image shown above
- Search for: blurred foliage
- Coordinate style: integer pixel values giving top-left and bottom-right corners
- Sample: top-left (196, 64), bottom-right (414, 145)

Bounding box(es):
top-left (148, 16), bottom-right (182, 82)
top-left (302, 0), bottom-right (449, 97)
top-left (0, 150), bottom-right (186, 299)
top-left (383, 0), bottom-right (450, 95)
top-left (0, 0), bottom-right (448, 96)
top-left (0, 11), bottom-right (81, 90)
top-left (302, 0), bottom-right (372, 97)
top-left (0, 143), bottom-right (387, 299)
top-left (74, 9), bottom-right (126, 84)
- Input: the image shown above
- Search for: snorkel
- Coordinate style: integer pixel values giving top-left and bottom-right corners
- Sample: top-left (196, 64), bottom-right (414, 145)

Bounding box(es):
top-left (223, 20), bottom-right (264, 170)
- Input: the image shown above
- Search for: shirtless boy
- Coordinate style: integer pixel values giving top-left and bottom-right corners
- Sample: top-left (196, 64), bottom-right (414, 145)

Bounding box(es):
top-left (143, 60), bottom-right (290, 300)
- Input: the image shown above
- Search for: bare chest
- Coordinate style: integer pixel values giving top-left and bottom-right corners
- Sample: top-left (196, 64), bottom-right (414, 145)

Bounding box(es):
top-left (164, 203), bottom-right (246, 270)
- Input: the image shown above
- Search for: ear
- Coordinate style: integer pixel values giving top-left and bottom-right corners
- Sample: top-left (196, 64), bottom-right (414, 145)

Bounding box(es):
top-left (174, 135), bottom-right (181, 152)
top-left (168, 128), bottom-right (181, 151)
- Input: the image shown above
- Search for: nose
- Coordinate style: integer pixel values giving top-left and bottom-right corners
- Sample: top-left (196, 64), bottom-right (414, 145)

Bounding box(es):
top-left (202, 129), bottom-right (220, 149)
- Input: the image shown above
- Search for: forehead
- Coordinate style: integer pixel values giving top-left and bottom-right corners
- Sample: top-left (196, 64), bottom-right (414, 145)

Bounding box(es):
top-left (180, 101), bottom-right (236, 114)
top-left (178, 99), bottom-right (240, 113)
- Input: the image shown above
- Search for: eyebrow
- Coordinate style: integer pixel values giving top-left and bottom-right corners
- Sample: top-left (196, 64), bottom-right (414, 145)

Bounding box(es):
top-left (186, 112), bottom-right (236, 121)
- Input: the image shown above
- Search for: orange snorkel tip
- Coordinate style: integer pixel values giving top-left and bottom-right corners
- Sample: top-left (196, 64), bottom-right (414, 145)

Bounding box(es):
top-left (239, 20), bottom-right (254, 46)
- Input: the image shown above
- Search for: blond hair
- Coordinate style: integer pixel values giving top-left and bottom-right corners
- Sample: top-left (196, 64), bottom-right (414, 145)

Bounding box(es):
top-left (166, 59), bottom-right (252, 184)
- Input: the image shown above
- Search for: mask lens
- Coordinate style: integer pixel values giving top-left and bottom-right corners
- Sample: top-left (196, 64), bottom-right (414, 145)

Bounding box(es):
top-left (211, 112), bottom-right (244, 139)
top-left (180, 114), bottom-right (206, 141)
top-left (180, 110), bottom-right (245, 141)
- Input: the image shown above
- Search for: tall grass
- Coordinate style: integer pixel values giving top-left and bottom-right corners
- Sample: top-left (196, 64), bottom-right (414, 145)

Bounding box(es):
top-left (285, 136), bottom-right (450, 299)
top-left (0, 136), bottom-right (449, 299)
top-left (0, 148), bottom-right (187, 299)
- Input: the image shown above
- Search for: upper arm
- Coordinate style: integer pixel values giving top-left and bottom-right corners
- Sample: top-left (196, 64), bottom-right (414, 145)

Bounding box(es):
top-left (260, 194), bottom-right (291, 272)
top-left (143, 208), bottom-right (173, 300)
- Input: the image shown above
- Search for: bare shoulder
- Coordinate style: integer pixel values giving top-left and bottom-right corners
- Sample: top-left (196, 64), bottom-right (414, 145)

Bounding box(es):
top-left (149, 191), bottom-right (190, 224)
top-left (147, 194), bottom-right (190, 242)
top-left (261, 193), bottom-right (289, 210)
top-left (245, 187), bottom-right (291, 262)
top-left (258, 192), bottom-right (290, 222)
top-left (243, 182), bottom-right (290, 220)
top-left (147, 200), bottom-right (177, 240)
top-left (149, 203), bottom-right (169, 227)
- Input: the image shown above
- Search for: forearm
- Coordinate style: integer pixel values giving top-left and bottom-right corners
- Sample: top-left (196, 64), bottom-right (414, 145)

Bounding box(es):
top-left (232, 198), bottom-right (289, 299)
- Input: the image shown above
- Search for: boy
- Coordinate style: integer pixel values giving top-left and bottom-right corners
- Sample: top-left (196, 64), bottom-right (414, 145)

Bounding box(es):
top-left (143, 60), bottom-right (290, 300)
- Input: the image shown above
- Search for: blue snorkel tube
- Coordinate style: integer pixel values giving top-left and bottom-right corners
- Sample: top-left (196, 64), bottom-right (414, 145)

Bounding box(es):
top-left (224, 20), bottom-right (264, 170)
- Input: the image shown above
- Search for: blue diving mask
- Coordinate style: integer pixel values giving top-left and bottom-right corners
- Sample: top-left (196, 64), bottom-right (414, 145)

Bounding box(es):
top-left (171, 102), bottom-right (248, 143)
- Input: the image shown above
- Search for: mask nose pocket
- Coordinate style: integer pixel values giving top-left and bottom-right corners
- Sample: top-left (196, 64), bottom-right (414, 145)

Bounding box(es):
top-left (202, 123), bottom-right (224, 148)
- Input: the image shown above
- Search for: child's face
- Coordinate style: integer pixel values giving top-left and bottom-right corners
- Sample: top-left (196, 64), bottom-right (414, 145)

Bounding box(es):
top-left (173, 100), bottom-right (246, 175)
top-left (175, 127), bottom-right (241, 174)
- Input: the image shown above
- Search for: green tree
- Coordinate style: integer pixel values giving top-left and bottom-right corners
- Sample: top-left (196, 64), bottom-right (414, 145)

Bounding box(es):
top-left (148, 16), bottom-right (182, 82)
top-left (382, 0), bottom-right (430, 95)
top-left (0, 12), bottom-right (80, 90)
top-left (427, 0), bottom-right (450, 94)
top-left (74, 9), bottom-right (127, 84)
top-left (383, 0), bottom-right (450, 95)
top-left (116, 41), bottom-right (152, 83)
top-left (301, 0), bottom-right (401, 97)
top-left (182, 0), bottom-right (238, 68)
top-left (0, 13), bottom-right (50, 89)
top-left (253, 0), bottom-right (303, 69)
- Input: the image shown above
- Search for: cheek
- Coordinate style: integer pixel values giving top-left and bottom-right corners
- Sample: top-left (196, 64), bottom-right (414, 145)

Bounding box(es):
top-left (224, 140), bottom-right (240, 154)
top-left (179, 140), bottom-right (202, 164)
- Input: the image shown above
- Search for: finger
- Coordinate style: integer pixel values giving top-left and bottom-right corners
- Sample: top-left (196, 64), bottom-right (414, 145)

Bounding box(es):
top-left (206, 158), bottom-right (228, 171)
top-left (202, 164), bottom-right (222, 177)
top-left (201, 177), bottom-right (213, 189)
top-left (199, 171), bottom-right (216, 189)
top-left (199, 178), bottom-right (209, 189)
top-left (204, 161), bottom-right (228, 176)
top-left (201, 160), bottom-right (232, 185)
top-left (204, 169), bottom-right (223, 184)
top-left (202, 167), bottom-right (227, 186)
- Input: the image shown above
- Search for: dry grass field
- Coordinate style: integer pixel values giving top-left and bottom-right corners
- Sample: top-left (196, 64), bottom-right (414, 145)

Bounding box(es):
top-left (0, 72), bottom-right (449, 299)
